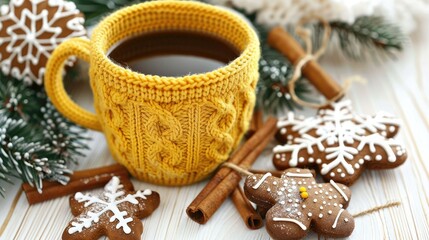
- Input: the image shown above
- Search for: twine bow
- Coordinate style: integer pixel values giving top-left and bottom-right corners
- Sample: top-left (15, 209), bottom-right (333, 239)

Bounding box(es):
top-left (288, 18), bottom-right (366, 109)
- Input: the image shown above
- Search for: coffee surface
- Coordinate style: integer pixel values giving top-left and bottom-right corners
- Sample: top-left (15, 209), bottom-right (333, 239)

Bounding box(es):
top-left (108, 31), bottom-right (240, 76)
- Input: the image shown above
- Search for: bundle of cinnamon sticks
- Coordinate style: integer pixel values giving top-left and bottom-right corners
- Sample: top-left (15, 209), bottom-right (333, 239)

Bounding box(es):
top-left (186, 117), bottom-right (278, 229)
top-left (22, 164), bottom-right (130, 205)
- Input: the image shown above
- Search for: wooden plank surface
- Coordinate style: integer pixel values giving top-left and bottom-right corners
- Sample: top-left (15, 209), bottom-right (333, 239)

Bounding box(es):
top-left (1, 28), bottom-right (428, 240)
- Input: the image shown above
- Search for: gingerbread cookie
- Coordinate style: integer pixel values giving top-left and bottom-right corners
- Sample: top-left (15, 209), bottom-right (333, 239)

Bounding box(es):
top-left (63, 176), bottom-right (160, 240)
top-left (244, 168), bottom-right (354, 240)
top-left (0, 0), bottom-right (86, 84)
top-left (273, 100), bottom-right (407, 185)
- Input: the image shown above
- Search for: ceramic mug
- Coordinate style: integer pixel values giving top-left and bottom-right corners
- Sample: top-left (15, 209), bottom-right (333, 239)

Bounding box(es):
top-left (44, 1), bottom-right (260, 185)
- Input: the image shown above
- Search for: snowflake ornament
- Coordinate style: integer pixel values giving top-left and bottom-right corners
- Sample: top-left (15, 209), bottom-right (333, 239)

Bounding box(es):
top-left (0, 0), bottom-right (86, 85)
top-left (273, 100), bottom-right (407, 185)
top-left (63, 176), bottom-right (160, 240)
top-left (244, 168), bottom-right (354, 240)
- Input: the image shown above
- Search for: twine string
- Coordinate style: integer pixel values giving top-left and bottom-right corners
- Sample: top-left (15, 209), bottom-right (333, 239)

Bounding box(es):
top-left (221, 162), bottom-right (253, 176)
top-left (352, 201), bottom-right (401, 218)
top-left (222, 162), bottom-right (401, 218)
top-left (288, 18), bottom-right (366, 109)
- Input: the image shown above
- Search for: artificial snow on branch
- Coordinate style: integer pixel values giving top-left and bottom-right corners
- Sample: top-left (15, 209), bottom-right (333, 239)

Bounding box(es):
top-left (0, 73), bottom-right (88, 196)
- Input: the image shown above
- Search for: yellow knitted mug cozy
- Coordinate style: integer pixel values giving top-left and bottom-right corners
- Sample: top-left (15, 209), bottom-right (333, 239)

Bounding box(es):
top-left (44, 1), bottom-right (260, 185)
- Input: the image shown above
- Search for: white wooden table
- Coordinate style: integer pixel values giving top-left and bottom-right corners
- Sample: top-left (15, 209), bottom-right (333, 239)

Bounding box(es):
top-left (1, 24), bottom-right (429, 240)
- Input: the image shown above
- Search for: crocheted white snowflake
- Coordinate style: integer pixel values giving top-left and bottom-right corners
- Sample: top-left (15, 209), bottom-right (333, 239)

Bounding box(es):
top-left (209, 0), bottom-right (429, 34)
top-left (0, 0), bottom-right (86, 84)
top-left (273, 100), bottom-right (407, 185)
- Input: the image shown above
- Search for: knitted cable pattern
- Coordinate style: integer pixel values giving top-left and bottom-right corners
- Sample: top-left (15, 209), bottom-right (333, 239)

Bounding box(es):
top-left (45, 1), bottom-right (260, 185)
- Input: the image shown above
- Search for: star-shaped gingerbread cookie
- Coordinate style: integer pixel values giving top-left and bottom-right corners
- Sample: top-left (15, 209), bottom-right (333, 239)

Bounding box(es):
top-left (63, 176), bottom-right (160, 240)
top-left (273, 100), bottom-right (407, 185)
top-left (244, 168), bottom-right (354, 240)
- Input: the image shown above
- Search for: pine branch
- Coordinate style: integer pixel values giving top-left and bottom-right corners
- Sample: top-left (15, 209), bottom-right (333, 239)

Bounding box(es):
top-left (245, 13), bottom-right (311, 114)
top-left (0, 118), bottom-right (55, 195)
top-left (325, 16), bottom-right (405, 60)
top-left (257, 45), bottom-right (311, 113)
top-left (0, 73), bottom-right (89, 196)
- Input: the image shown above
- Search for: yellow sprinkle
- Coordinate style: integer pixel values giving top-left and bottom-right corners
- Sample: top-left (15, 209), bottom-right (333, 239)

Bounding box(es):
top-left (301, 192), bottom-right (309, 199)
top-left (299, 187), bottom-right (307, 192)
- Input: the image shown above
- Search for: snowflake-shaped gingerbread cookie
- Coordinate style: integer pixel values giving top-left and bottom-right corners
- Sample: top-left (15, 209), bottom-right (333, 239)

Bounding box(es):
top-left (0, 0), bottom-right (86, 84)
top-left (244, 168), bottom-right (354, 240)
top-left (63, 176), bottom-right (160, 240)
top-left (273, 100), bottom-right (407, 185)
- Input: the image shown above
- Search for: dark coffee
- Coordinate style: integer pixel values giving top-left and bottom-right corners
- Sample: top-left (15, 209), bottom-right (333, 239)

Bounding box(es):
top-left (108, 31), bottom-right (240, 77)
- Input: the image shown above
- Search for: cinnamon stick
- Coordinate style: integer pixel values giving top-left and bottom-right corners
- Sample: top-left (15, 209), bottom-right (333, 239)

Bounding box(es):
top-left (22, 164), bottom-right (130, 205)
top-left (231, 187), bottom-right (263, 229)
top-left (186, 117), bottom-right (278, 224)
top-left (268, 27), bottom-right (342, 100)
top-left (256, 205), bottom-right (270, 219)
top-left (247, 113), bottom-right (258, 138)
top-left (254, 110), bottom-right (264, 130)
top-left (246, 110), bottom-right (264, 138)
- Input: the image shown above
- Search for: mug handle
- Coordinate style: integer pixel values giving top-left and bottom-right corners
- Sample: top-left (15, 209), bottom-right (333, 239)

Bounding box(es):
top-left (44, 37), bottom-right (102, 131)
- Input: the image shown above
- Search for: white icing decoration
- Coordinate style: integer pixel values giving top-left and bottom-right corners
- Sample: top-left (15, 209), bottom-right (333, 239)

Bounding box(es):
top-left (273, 217), bottom-right (307, 230)
top-left (68, 177), bottom-right (152, 235)
top-left (332, 209), bottom-right (345, 229)
top-left (330, 180), bottom-right (349, 202)
top-left (285, 172), bottom-right (313, 178)
top-left (0, 0), bottom-right (86, 84)
top-left (252, 173), bottom-right (272, 189)
top-left (273, 100), bottom-right (403, 178)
